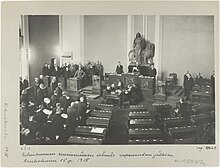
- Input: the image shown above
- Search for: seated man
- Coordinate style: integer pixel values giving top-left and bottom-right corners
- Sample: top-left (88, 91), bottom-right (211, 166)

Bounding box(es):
top-left (110, 83), bottom-right (116, 93)
top-left (174, 98), bottom-right (189, 120)
top-left (116, 81), bottom-right (123, 90)
top-left (66, 102), bottom-right (79, 136)
top-left (129, 83), bottom-right (142, 104)
top-left (102, 85), bottom-right (111, 101)
top-left (59, 92), bottom-right (68, 113)
top-left (38, 75), bottom-right (44, 85)
top-left (55, 83), bottom-right (63, 99)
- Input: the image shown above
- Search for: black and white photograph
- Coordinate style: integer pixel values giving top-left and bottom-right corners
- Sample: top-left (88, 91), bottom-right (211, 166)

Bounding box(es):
top-left (1, 1), bottom-right (219, 167)
top-left (19, 15), bottom-right (215, 145)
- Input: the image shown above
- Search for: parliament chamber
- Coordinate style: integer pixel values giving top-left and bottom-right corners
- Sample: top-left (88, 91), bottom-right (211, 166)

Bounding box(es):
top-left (19, 15), bottom-right (216, 145)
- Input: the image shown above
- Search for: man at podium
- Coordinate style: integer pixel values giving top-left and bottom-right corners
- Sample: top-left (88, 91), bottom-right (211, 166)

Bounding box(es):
top-left (74, 65), bottom-right (86, 79)
top-left (74, 65), bottom-right (86, 89)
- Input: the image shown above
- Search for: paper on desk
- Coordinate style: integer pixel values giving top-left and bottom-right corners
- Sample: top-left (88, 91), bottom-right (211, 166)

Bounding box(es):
top-left (91, 128), bottom-right (105, 133)
top-left (43, 109), bottom-right (52, 115)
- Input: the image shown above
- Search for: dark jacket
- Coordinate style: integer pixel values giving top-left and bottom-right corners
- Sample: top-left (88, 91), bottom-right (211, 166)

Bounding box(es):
top-left (116, 65), bottom-right (124, 74)
top-left (36, 88), bottom-right (44, 105)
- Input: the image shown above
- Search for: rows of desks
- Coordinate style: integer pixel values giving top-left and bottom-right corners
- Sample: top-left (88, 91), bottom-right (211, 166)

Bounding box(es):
top-left (67, 109), bottom-right (113, 145)
top-left (127, 105), bottom-right (166, 144)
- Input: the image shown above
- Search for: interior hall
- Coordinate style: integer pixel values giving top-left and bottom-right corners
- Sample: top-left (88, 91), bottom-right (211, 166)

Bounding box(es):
top-left (19, 15), bottom-right (215, 145)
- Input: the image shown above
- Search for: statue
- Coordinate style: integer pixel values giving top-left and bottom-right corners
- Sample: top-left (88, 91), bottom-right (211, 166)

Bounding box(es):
top-left (129, 32), bottom-right (155, 65)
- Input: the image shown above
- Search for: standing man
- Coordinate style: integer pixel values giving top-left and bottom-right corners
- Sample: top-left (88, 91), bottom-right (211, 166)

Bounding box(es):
top-left (74, 65), bottom-right (86, 79)
top-left (149, 64), bottom-right (157, 95)
top-left (42, 63), bottom-right (49, 76)
top-left (115, 61), bottom-right (124, 74)
top-left (36, 84), bottom-right (45, 106)
top-left (211, 71), bottom-right (215, 104)
top-left (195, 72), bottom-right (204, 87)
top-left (184, 74), bottom-right (195, 101)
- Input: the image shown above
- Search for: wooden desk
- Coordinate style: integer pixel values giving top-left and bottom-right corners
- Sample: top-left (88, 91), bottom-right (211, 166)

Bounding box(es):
top-left (190, 113), bottom-right (211, 126)
top-left (191, 91), bottom-right (211, 104)
top-left (129, 111), bottom-right (152, 119)
top-left (96, 103), bottom-right (114, 110)
top-left (129, 105), bottom-right (148, 111)
top-left (191, 104), bottom-right (214, 115)
top-left (73, 126), bottom-right (106, 138)
top-left (106, 94), bottom-right (121, 106)
top-left (129, 128), bottom-right (162, 139)
top-left (169, 125), bottom-right (202, 139)
top-left (153, 103), bottom-right (172, 118)
top-left (173, 137), bottom-right (198, 144)
top-left (164, 117), bottom-right (189, 128)
top-left (86, 117), bottom-right (111, 128)
top-left (89, 110), bottom-right (112, 119)
top-left (129, 138), bottom-right (164, 144)
top-left (129, 119), bottom-right (155, 128)
top-left (67, 136), bottom-right (103, 145)
top-left (66, 78), bottom-right (81, 91)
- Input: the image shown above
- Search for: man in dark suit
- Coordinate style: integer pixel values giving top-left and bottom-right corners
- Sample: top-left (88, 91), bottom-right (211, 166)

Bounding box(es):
top-left (115, 61), bottom-right (124, 74)
top-left (22, 76), bottom-right (29, 90)
top-left (52, 110), bottom-right (64, 141)
top-left (20, 77), bottom-right (23, 95)
top-left (66, 102), bottom-right (79, 136)
top-left (175, 98), bottom-right (189, 121)
top-left (74, 65), bottom-right (86, 79)
top-left (55, 83), bottom-right (63, 99)
top-left (47, 64), bottom-right (52, 76)
top-left (63, 67), bottom-right (71, 78)
top-left (31, 77), bottom-right (39, 101)
top-left (36, 84), bottom-right (45, 106)
top-left (195, 72), bottom-right (204, 87)
top-left (41, 115), bottom-right (55, 142)
top-left (27, 116), bottom-right (40, 140)
top-left (59, 92), bottom-right (68, 113)
top-left (51, 64), bottom-right (60, 78)
top-left (34, 105), bottom-right (48, 127)
top-left (51, 90), bottom-right (58, 108)
top-left (149, 64), bottom-right (157, 94)
top-left (77, 96), bottom-right (87, 125)
top-left (38, 75), bottom-right (44, 85)
top-left (50, 76), bottom-right (58, 95)
top-left (211, 71), bottom-right (215, 104)
top-left (184, 73), bottom-right (195, 101)
top-left (42, 63), bottom-right (49, 76)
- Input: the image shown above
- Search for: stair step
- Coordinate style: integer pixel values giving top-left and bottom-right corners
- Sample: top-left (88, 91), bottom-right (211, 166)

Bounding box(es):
top-left (176, 88), bottom-right (184, 96)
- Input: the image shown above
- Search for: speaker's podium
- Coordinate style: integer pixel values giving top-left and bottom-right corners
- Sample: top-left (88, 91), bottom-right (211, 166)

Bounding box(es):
top-left (154, 81), bottom-right (166, 101)
top-left (92, 75), bottom-right (101, 94)
top-left (66, 78), bottom-right (81, 91)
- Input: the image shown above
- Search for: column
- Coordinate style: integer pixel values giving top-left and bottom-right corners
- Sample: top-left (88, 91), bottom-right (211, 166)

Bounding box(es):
top-left (143, 15), bottom-right (148, 39)
top-left (154, 15), bottom-right (163, 81)
top-left (127, 15), bottom-right (135, 72)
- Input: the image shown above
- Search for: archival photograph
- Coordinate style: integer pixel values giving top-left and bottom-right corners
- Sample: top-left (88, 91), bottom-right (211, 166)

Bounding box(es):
top-left (19, 15), bottom-right (215, 145)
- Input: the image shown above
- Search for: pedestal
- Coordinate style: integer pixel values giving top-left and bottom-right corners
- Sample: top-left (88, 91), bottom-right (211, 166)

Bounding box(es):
top-left (122, 73), bottom-right (139, 87)
top-left (92, 75), bottom-right (101, 94)
top-left (67, 78), bottom-right (80, 91)
top-left (139, 76), bottom-right (154, 100)
top-left (154, 81), bottom-right (166, 101)
top-left (107, 73), bottom-right (124, 86)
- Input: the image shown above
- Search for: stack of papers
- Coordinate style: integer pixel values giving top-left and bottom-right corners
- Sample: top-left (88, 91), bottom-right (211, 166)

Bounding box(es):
top-left (43, 109), bottom-right (52, 115)
top-left (91, 128), bottom-right (105, 134)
